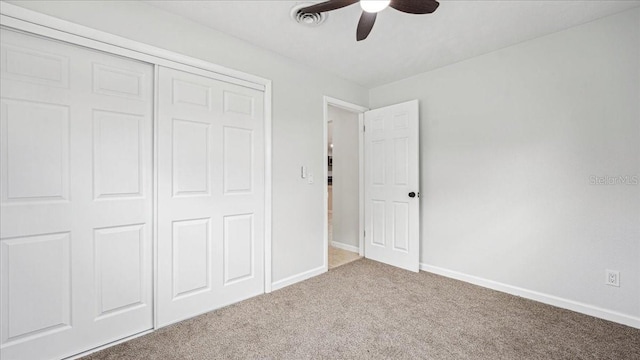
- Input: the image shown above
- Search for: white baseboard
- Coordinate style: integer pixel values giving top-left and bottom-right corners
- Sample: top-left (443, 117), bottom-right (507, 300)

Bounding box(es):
top-left (271, 265), bottom-right (326, 291)
top-left (420, 263), bottom-right (640, 329)
top-left (330, 241), bottom-right (359, 253)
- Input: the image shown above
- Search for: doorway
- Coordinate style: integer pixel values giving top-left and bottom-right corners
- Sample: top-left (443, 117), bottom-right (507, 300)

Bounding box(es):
top-left (323, 97), bottom-right (367, 270)
top-left (323, 97), bottom-right (421, 273)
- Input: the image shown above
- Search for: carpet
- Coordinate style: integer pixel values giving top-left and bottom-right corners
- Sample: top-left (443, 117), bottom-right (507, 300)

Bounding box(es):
top-left (83, 259), bottom-right (640, 359)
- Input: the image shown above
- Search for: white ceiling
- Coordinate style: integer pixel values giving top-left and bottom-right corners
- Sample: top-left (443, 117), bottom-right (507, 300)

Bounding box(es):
top-left (146, 0), bottom-right (640, 87)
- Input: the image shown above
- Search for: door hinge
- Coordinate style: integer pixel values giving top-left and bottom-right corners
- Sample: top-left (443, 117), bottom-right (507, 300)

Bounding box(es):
top-left (364, 230), bottom-right (366, 238)
top-left (363, 124), bottom-right (366, 132)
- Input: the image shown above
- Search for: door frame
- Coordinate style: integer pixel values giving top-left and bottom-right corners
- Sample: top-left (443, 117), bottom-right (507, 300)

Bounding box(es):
top-left (323, 96), bottom-right (368, 270)
top-left (0, 0), bottom-right (274, 329)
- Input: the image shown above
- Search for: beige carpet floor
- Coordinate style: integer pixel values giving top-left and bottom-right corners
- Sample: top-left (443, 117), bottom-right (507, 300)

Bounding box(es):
top-left (83, 259), bottom-right (640, 360)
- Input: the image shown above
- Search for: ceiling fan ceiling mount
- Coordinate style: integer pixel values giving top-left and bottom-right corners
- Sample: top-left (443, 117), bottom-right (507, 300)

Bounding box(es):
top-left (299, 0), bottom-right (440, 41)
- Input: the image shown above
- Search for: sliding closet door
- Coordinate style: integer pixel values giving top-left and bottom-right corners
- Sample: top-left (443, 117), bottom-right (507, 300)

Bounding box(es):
top-left (0, 29), bottom-right (153, 359)
top-left (157, 67), bottom-right (265, 327)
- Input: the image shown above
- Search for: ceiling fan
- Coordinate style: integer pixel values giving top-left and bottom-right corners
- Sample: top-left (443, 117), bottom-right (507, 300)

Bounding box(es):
top-left (299, 0), bottom-right (440, 41)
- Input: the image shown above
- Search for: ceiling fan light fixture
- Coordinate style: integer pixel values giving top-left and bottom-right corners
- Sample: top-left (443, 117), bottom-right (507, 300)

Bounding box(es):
top-left (360, 0), bottom-right (390, 13)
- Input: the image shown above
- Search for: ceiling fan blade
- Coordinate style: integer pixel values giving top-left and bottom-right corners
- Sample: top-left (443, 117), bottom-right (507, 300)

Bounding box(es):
top-left (390, 0), bottom-right (440, 14)
top-left (356, 11), bottom-right (377, 41)
top-left (299, 0), bottom-right (359, 14)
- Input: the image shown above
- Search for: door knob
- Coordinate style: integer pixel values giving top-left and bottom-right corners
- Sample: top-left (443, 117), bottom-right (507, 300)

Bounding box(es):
top-left (408, 192), bottom-right (416, 198)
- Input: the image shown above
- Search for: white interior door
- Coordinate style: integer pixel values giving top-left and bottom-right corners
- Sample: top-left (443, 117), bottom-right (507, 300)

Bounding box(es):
top-left (364, 100), bottom-right (420, 272)
top-left (157, 67), bottom-right (265, 327)
top-left (0, 29), bottom-right (153, 359)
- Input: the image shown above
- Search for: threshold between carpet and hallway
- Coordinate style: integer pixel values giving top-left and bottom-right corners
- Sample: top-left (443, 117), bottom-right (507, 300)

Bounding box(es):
top-left (329, 243), bottom-right (361, 270)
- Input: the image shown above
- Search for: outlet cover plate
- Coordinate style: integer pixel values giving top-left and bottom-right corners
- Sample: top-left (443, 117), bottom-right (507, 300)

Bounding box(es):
top-left (605, 269), bottom-right (620, 287)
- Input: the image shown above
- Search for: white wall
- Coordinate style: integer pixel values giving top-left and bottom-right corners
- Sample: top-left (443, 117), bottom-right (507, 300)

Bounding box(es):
top-left (329, 106), bottom-right (360, 250)
top-left (6, 0), bottom-right (369, 285)
top-left (370, 8), bottom-right (640, 324)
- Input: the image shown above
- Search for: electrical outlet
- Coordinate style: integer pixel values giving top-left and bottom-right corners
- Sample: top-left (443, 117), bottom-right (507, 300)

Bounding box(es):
top-left (605, 270), bottom-right (620, 287)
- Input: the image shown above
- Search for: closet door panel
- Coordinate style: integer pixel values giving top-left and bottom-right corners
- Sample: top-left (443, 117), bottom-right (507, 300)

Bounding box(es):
top-left (157, 67), bottom-right (264, 327)
top-left (0, 29), bottom-right (153, 360)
